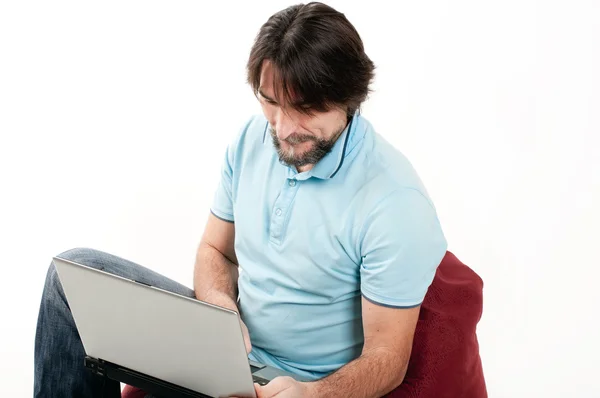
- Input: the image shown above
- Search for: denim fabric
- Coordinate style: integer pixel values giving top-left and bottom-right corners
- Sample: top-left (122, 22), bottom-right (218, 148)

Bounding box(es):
top-left (34, 247), bottom-right (195, 397)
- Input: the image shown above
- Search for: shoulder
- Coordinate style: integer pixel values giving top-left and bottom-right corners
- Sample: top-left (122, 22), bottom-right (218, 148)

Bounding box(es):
top-left (349, 117), bottom-right (437, 214)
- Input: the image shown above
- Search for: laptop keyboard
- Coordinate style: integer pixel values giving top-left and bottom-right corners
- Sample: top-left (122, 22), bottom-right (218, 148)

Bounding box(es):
top-left (252, 375), bottom-right (270, 386)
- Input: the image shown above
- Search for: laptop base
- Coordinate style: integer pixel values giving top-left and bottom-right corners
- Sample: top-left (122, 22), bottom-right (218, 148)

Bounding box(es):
top-left (85, 356), bottom-right (211, 398)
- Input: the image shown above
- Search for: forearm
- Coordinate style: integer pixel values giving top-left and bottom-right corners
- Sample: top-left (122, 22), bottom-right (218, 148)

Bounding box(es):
top-left (193, 241), bottom-right (239, 311)
top-left (307, 347), bottom-right (407, 398)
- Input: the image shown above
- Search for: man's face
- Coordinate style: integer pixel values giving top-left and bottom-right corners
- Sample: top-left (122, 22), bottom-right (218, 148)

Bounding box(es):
top-left (257, 60), bottom-right (348, 170)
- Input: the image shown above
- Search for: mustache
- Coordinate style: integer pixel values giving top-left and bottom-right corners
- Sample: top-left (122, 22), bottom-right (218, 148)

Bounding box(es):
top-left (284, 134), bottom-right (316, 145)
top-left (270, 128), bottom-right (316, 145)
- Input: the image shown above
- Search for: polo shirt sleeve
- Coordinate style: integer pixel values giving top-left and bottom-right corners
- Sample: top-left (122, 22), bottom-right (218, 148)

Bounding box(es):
top-left (359, 188), bottom-right (448, 308)
top-left (210, 120), bottom-right (249, 223)
top-left (210, 142), bottom-right (235, 222)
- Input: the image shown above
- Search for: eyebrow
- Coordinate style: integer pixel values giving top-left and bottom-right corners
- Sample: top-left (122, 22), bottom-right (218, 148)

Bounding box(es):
top-left (258, 88), bottom-right (277, 104)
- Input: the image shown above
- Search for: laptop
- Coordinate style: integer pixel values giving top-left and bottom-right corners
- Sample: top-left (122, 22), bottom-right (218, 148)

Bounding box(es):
top-left (53, 256), bottom-right (303, 398)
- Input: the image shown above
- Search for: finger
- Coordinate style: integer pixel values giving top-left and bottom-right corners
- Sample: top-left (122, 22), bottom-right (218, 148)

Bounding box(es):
top-left (245, 335), bottom-right (252, 354)
top-left (257, 377), bottom-right (292, 396)
top-left (254, 383), bottom-right (263, 398)
top-left (241, 321), bottom-right (252, 354)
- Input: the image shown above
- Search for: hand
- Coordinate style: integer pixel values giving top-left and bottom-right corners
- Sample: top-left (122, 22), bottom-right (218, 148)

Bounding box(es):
top-left (202, 292), bottom-right (252, 354)
top-left (240, 319), bottom-right (252, 354)
top-left (254, 376), bottom-right (312, 398)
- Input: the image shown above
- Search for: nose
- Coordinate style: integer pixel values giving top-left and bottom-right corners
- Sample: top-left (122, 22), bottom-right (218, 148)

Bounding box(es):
top-left (273, 108), bottom-right (298, 141)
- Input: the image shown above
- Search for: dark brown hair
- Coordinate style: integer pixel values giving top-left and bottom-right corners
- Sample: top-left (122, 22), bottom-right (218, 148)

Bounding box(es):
top-left (246, 2), bottom-right (375, 116)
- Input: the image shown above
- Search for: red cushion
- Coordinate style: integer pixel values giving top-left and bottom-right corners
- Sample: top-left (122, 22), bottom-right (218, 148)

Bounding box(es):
top-left (384, 251), bottom-right (487, 397)
top-left (122, 384), bottom-right (146, 398)
top-left (123, 251), bottom-right (486, 398)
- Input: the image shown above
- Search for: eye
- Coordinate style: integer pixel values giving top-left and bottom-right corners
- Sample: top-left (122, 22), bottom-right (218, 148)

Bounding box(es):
top-left (257, 91), bottom-right (277, 105)
top-left (260, 96), bottom-right (277, 106)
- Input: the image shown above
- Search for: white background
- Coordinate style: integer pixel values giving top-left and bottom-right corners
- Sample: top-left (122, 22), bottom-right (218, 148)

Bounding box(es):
top-left (1, 0), bottom-right (598, 396)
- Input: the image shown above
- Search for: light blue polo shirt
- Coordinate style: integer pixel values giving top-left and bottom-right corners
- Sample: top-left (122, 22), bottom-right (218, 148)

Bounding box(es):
top-left (210, 112), bottom-right (447, 381)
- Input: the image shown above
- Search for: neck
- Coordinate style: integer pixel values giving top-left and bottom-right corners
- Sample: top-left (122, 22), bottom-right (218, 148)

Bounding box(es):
top-left (297, 164), bottom-right (313, 173)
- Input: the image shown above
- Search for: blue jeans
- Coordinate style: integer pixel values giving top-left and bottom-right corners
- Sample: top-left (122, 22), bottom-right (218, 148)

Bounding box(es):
top-left (34, 248), bottom-right (196, 397)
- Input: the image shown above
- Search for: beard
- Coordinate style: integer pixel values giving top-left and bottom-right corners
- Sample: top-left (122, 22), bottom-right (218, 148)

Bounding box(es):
top-left (270, 125), bottom-right (345, 168)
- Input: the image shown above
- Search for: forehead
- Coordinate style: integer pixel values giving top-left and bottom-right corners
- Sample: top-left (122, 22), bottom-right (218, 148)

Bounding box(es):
top-left (258, 60), bottom-right (276, 91)
top-left (258, 60), bottom-right (299, 100)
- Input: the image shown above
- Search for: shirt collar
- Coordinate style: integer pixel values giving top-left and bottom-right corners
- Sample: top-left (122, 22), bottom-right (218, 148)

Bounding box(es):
top-left (309, 112), bottom-right (361, 179)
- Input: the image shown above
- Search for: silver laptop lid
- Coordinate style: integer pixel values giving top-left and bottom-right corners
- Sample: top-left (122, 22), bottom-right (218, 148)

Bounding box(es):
top-left (53, 256), bottom-right (256, 398)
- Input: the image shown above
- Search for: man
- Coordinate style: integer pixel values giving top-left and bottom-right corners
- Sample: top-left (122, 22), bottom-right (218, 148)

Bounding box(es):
top-left (34, 2), bottom-right (447, 397)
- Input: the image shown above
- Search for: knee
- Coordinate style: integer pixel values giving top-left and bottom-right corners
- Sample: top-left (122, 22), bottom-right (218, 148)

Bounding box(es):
top-left (53, 247), bottom-right (108, 271)
top-left (42, 248), bottom-right (108, 297)
top-left (42, 248), bottom-right (98, 297)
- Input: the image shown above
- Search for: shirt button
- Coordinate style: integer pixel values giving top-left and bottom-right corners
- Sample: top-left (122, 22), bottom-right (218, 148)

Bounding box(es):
top-left (275, 208), bottom-right (282, 216)
top-left (288, 180), bottom-right (296, 187)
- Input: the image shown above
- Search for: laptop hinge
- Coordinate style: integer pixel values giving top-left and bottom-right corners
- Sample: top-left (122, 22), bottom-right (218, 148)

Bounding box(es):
top-left (84, 356), bottom-right (106, 377)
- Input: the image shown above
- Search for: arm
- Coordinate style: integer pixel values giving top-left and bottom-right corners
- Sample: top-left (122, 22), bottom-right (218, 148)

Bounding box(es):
top-left (197, 118), bottom-right (243, 310)
top-left (306, 298), bottom-right (419, 397)
top-left (197, 119), bottom-right (255, 354)
top-left (193, 212), bottom-right (239, 312)
top-left (194, 213), bottom-right (252, 354)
